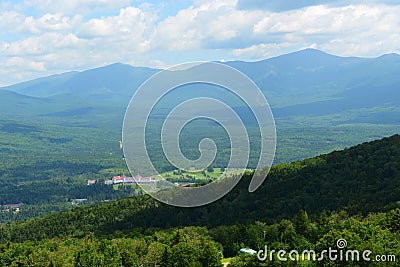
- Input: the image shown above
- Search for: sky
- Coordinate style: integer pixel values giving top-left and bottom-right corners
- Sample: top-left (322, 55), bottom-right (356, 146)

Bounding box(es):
top-left (0, 0), bottom-right (400, 86)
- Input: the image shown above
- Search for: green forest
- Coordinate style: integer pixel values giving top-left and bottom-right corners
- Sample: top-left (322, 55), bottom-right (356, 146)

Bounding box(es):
top-left (1, 116), bottom-right (399, 223)
top-left (0, 207), bottom-right (399, 266)
top-left (0, 134), bottom-right (399, 266)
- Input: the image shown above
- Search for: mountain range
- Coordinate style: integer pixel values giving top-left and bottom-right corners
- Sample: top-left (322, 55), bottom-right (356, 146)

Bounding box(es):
top-left (1, 49), bottom-right (399, 122)
top-left (1, 48), bottom-right (399, 164)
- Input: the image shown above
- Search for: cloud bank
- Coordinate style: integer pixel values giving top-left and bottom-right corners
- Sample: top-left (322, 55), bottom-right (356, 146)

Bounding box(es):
top-left (0, 0), bottom-right (399, 85)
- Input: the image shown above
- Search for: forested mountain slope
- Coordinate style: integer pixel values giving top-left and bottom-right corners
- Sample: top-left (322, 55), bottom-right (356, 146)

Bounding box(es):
top-left (1, 209), bottom-right (400, 266)
top-left (1, 134), bottom-right (399, 243)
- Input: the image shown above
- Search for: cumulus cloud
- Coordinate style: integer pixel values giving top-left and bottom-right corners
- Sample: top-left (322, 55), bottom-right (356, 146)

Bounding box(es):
top-left (3, 33), bottom-right (85, 56)
top-left (236, 0), bottom-right (400, 12)
top-left (153, 0), bottom-right (264, 51)
top-left (0, 0), bottom-right (400, 85)
top-left (250, 4), bottom-right (400, 57)
top-left (237, 0), bottom-right (333, 12)
top-left (0, 11), bottom-right (26, 34)
top-left (21, 0), bottom-right (133, 15)
top-left (4, 57), bottom-right (46, 71)
top-left (35, 13), bottom-right (81, 31)
top-left (231, 43), bottom-right (293, 58)
top-left (78, 6), bottom-right (155, 41)
top-left (151, 0), bottom-right (400, 58)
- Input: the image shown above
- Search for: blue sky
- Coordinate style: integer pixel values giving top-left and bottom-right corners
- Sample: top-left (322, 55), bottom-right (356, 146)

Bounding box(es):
top-left (0, 0), bottom-right (400, 86)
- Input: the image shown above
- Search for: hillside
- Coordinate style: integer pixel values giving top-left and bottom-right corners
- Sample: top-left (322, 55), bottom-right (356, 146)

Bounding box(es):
top-left (0, 208), bottom-right (399, 266)
top-left (2, 134), bottom-right (399, 242)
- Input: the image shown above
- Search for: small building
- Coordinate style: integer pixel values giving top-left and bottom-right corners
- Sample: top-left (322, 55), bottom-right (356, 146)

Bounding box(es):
top-left (123, 177), bottom-right (135, 184)
top-left (71, 199), bottom-right (87, 205)
top-left (105, 175), bottom-right (158, 186)
top-left (133, 174), bottom-right (156, 184)
top-left (112, 176), bottom-right (124, 184)
top-left (2, 203), bottom-right (23, 209)
top-left (87, 179), bottom-right (97, 185)
top-left (1, 203), bottom-right (23, 214)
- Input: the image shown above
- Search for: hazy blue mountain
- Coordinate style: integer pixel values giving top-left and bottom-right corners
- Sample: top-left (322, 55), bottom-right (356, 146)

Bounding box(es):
top-left (0, 72), bottom-right (79, 97)
top-left (1, 63), bottom-right (158, 99)
top-left (225, 49), bottom-right (400, 108)
top-left (0, 64), bottom-right (159, 125)
top-left (1, 49), bottom-right (399, 124)
top-left (0, 90), bottom-right (50, 119)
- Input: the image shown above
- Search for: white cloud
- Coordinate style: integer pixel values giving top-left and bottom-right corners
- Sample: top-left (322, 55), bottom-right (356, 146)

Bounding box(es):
top-left (21, 0), bottom-right (133, 15)
top-left (236, 0), bottom-right (400, 12)
top-left (78, 6), bottom-right (154, 40)
top-left (231, 42), bottom-right (293, 58)
top-left (35, 13), bottom-right (81, 31)
top-left (3, 33), bottom-right (85, 56)
top-left (0, 0), bottom-right (400, 85)
top-left (4, 57), bottom-right (46, 71)
top-left (0, 11), bottom-right (26, 33)
top-left (237, 4), bottom-right (400, 58)
top-left (1, 11), bottom-right (82, 35)
top-left (253, 5), bottom-right (386, 36)
top-left (152, 0), bottom-right (265, 51)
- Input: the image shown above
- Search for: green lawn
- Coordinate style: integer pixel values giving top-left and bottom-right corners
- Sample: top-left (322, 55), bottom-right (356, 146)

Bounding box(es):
top-left (221, 257), bottom-right (233, 267)
top-left (155, 168), bottom-right (247, 182)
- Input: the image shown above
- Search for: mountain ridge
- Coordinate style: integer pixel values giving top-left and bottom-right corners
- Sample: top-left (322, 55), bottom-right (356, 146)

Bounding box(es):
top-left (1, 48), bottom-right (399, 116)
top-left (1, 48), bottom-right (399, 101)
top-left (0, 63), bottom-right (159, 98)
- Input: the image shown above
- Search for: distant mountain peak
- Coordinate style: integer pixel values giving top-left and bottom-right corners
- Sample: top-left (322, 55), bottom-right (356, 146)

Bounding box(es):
top-left (294, 48), bottom-right (332, 55)
top-left (377, 53), bottom-right (400, 60)
top-left (280, 48), bottom-right (351, 60)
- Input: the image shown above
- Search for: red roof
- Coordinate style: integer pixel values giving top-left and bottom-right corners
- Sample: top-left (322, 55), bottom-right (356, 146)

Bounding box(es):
top-left (113, 176), bottom-right (125, 181)
top-left (2, 203), bottom-right (23, 208)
